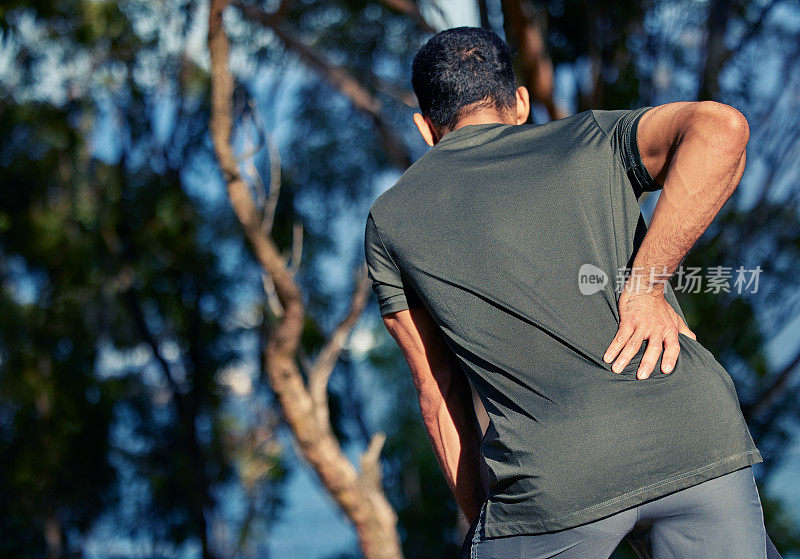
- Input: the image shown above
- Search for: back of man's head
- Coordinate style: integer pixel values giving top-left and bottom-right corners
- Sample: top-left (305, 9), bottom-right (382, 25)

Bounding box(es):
top-left (411, 26), bottom-right (517, 135)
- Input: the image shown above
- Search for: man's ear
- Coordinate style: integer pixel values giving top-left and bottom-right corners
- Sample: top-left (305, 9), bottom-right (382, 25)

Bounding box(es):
top-left (413, 112), bottom-right (438, 147)
top-left (515, 86), bottom-right (531, 125)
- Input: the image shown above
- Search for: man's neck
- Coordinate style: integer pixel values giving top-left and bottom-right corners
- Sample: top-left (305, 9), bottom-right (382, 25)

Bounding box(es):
top-left (449, 110), bottom-right (516, 133)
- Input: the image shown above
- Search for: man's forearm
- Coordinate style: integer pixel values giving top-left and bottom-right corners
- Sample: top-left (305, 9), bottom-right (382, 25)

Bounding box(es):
top-left (417, 352), bottom-right (487, 523)
top-left (626, 105), bottom-right (749, 294)
top-left (383, 308), bottom-right (487, 523)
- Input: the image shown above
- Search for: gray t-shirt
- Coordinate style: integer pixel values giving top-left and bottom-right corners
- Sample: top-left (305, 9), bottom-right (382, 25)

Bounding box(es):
top-left (364, 107), bottom-right (762, 536)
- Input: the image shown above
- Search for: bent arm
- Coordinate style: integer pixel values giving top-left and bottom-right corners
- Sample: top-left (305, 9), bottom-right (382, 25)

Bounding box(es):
top-left (630, 100), bottom-right (749, 292)
top-left (605, 101), bottom-right (749, 377)
top-left (382, 305), bottom-right (487, 523)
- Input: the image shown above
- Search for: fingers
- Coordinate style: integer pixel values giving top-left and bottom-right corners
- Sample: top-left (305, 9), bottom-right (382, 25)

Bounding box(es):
top-left (660, 331), bottom-right (680, 374)
top-left (605, 325), bottom-right (682, 377)
top-left (637, 333), bottom-right (664, 379)
top-left (611, 331), bottom-right (645, 374)
top-left (607, 295), bottom-right (695, 378)
top-left (669, 310), bottom-right (697, 341)
top-left (603, 323), bottom-right (634, 367)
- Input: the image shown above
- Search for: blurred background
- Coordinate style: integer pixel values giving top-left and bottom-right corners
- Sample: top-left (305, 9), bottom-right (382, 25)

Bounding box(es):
top-left (1, 0), bottom-right (799, 557)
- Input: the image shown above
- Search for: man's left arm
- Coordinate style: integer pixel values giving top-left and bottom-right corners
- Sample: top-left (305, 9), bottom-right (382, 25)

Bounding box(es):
top-left (604, 101), bottom-right (750, 378)
top-left (364, 211), bottom-right (487, 522)
top-left (382, 306), bottom-right (488, 524)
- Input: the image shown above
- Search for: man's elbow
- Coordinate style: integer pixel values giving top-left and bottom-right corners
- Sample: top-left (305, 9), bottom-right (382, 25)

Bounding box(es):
top-left (693, 101), bottom-right (750, 152)
top-left (715, 103), bottom-right (749, 149)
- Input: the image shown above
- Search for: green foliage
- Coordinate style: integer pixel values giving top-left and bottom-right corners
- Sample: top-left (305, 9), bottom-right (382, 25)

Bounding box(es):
top-left (0, 96), bottom-right (120, 557)
top-left (0, 1), bottom-right (287, 556)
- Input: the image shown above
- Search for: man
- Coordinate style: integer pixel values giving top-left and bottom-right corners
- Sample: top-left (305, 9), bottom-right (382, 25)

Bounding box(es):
top-left (364, 26), bottom-right (778, 558)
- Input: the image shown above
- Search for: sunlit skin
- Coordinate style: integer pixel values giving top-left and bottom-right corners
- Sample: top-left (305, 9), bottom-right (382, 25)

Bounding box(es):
top-left (384, 95), bottom-right (749, 523)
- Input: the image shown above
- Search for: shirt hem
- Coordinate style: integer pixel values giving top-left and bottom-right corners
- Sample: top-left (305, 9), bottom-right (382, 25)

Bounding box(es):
top-left (483, 449), bottom-right (763, 538)
top-left (378, 294), bottom-right (411, 316)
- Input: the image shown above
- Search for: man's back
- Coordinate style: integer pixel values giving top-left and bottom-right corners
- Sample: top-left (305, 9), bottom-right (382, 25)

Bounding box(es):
top-left (365, 108), bottom-right (762, 536)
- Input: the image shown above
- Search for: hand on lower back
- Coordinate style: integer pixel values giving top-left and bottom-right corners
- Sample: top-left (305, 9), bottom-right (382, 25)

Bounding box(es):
top-left (603, 288), bottom-right (697, 379)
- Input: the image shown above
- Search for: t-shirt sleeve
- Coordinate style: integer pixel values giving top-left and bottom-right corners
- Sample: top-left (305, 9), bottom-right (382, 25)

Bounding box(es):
top-left (592, 106), bottom-right (662, 198)
top-left (364, 211), bottom-right (423, 316)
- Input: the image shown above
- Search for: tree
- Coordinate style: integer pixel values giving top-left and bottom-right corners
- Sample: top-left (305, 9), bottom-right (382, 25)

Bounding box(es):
top-left (0, 3), bottom-right (287, 557)
top-left (208, 1), bottom-right (404, 556)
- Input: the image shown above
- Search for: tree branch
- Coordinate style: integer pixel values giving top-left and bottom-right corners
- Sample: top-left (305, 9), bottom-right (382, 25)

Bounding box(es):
top-left (360, 431), bottom-right (387, 490)
top-left (122, 286), bottom-right (212, 558)
top-left (207, 2), bottom-right (403, 556)
top-left (263, 133), bottom-right (282, 236)
top-left (209, 0), bottom-right (305, 353)
top-left (378, 0), bottom-right (436, 33)
top-left (308, 262), bottom-right (372, 426)
top-left (124, 288), bottom-right (183, 395)
top-left (699, 0), bottom-right (776, 100)
top-left (232, 0), bottom-right (412, 170)
top-left (287, 220), bottom-right (303, 276)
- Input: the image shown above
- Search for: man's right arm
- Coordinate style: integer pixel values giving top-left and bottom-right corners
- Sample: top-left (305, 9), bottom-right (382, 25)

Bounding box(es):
top-left (604, 101), bottom-right (750, 378)
top-left (382, 305), bottom-right (487, 524)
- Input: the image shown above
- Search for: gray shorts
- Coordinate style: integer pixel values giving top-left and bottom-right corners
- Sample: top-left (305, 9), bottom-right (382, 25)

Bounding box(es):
top-left (460, 466), bottom-right (778, 559)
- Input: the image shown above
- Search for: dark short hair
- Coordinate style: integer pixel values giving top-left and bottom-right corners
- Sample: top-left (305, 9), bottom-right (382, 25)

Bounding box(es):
top-left (411, 26), bottom-right (517, 133)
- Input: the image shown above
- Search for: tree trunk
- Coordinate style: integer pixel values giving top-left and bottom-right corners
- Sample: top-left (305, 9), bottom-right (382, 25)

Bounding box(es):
top-left (207, 2), bottom-right (404, 557)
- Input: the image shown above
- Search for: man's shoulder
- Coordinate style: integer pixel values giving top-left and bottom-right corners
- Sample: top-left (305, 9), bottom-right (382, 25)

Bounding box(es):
top-left (538, 107), bottom-right (644, 138)
top-left (589, 106), bottom-right (654, 136)
top-left (497, 110), bottom-right (595, 137)
top-left (367, 176), bottom-right (407, 221)
top-left (368, 153), bottom-right (435, 219)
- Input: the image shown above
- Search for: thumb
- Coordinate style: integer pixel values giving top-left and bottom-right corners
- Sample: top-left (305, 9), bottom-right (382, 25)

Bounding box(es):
top-left (668, 309), bottom-right (697, 340)
top-left (677, 316), bottom-right (697, 340)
